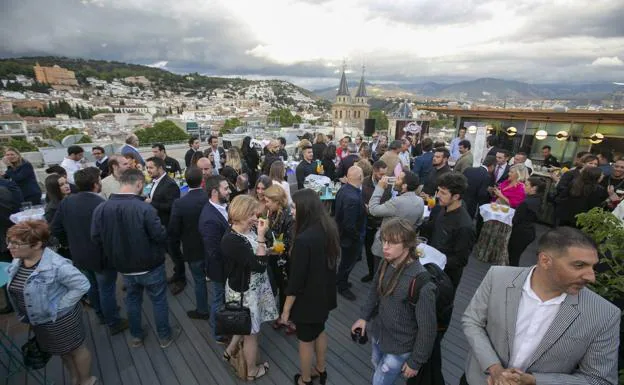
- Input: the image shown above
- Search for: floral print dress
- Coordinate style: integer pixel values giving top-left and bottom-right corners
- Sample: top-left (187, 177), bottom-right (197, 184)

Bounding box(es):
top-left (225, 231), bottom-right (278, 334)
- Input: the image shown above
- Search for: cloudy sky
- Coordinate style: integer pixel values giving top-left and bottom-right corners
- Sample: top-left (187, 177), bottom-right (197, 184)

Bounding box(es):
top-left (1, 0), bottom-right (623, 89)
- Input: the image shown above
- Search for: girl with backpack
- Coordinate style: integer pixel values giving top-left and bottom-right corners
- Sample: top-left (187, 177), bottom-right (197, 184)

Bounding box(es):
top-left (352, 218), bottom-right (437, 385)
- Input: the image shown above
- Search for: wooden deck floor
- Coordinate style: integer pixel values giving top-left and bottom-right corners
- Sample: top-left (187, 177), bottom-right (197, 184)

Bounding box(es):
top-left (1, 233), bottom-right (542, 385)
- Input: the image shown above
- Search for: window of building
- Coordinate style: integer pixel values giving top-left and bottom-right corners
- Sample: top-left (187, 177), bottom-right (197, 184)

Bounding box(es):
top-left (339, 110), bottom-right (342, 119)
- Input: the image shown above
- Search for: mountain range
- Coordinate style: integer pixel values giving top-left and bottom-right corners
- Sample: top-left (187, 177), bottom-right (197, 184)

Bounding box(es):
top-left (314, 78), bottom-right (620, 102)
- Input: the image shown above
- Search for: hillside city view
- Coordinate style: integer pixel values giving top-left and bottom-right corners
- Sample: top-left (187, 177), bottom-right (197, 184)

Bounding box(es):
top-left (0, 1), bottom-right (623, 385)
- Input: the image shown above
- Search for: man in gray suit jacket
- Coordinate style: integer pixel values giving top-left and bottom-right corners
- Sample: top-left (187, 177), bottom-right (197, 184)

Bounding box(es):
top-left (369, 170), bottom-right (424, 257)
top-left (462, 227), bottom-right (620, 385)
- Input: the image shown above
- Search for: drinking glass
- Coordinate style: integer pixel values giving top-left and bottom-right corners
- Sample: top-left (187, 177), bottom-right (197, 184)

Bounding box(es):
top-left (21, 202), bottom-right (32, 212)
top-left (416, 236), bottom-right (428, 245)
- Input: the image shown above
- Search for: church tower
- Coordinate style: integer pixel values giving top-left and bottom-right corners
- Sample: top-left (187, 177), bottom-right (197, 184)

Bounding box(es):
top-left (331, 62), bottom-right (370, 128)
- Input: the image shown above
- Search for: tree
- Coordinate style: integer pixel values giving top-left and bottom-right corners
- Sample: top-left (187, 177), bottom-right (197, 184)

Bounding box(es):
top-left (134, 120), bottom-right (189, 144)
top-left (268, 108), bottom-right (301, 127)
top-left (3, 137), bottom-right (37, 152)
top-left (220, 118), bottom-right (242, 134)
top-left (369, 109), bottom-right (389, 132)
top-left (42, 127), bottom-right (92, 143)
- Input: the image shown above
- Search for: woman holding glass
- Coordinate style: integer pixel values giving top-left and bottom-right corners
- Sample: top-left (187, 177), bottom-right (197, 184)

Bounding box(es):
top-left (3, 147), bottom-right (42, 205)
top-left (6, 220), bottom-right (95, 385)
top-left (263, 185), bottom-right (295, 333)
top-left (221, 195), bottom-right (277, 381)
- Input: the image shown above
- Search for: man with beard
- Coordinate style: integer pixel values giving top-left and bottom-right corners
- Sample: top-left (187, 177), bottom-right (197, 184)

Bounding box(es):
top-left (461, 227), bottom-right (619, 385)
top-left (360, 160), bottom-right (392, 282)
top-left (421, 147), bottom-right (451, 198)
top-left (368, 170), bottom-right (425, 264)
top-left (198, 175), bottom-right (232, 344)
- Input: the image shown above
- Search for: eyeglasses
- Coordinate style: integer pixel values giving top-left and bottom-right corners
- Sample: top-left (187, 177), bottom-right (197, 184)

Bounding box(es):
top-left (7, 242), bottom-right (30, 249)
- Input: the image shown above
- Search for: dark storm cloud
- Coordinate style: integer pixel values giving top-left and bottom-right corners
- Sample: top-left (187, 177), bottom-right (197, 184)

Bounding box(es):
top-left (0, 0), bottom-right (623, 87)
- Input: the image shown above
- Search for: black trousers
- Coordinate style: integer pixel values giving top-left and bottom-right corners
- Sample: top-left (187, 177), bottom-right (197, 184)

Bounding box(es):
top-left (168, 239), bottom-right (186, 283)
top-left (268, 256), bottom-right (288, 312)
top-left (336, 242), bottom-right (361, 291)
top-left (364, 226), bottom-right (378, 277)
top-left (444, 266), bottom-right (464, 290)
top-left (459, 374), bottom-right (469, 385)
top-left (406, 330), bottom-right (446, 385)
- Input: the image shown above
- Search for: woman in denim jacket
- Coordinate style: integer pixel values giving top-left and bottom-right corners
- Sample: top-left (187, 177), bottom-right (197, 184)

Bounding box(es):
top-left (5, 220), bottom-right (96, 385)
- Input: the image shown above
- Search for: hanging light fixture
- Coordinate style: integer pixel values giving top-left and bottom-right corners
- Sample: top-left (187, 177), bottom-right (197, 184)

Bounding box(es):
top-left (467, 125), bottom-right (477, 134)
top-left (555, 130), bottom-right (569, 141)
top-left (535, 130), bottom-right (548, 140)
top-left (590, 120), bottom-right (604, 144)
top-left (506, 126), bottom-right (517, 136)
top-left (589, 132), bottom-right (604, 144)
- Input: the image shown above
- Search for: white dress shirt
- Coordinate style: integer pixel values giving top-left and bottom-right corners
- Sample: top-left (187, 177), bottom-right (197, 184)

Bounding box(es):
top-left (60, 157), bottom-right (82, 184)
top-left (509, 267), bottom-right (567, 371)
top-left (494, 164), bottom-right (506, 182)
top-left (209, 200), bottom-right (228, 221)
top-left (211, 148), bottom-right (222, 171)
top-left (149, 173), bottom-right (165, 199)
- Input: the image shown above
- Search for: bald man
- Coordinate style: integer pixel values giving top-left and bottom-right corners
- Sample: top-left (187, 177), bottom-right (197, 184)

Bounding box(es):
top-left (335, 166), bottom-right (366, 301)
top-left (196, 157), bottom-right (216, 189)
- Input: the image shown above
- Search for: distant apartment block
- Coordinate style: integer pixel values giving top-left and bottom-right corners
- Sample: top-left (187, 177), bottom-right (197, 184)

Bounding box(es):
top-left (33, 63), bottom-right (79, 89)
top-left (0, 100), bottom-right (13, 115)
top-left (124, 76), bottom-right (151, 86)
top-left (0, 114), bottom-right (28, 140)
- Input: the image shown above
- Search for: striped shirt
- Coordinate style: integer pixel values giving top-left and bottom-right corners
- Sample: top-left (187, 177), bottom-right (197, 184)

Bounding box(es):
top-left (8, 262), bottom-right (38, 322)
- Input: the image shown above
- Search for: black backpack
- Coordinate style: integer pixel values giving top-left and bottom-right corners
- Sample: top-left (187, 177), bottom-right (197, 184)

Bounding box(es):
top-left (407, 263), bottom-right (455, 331)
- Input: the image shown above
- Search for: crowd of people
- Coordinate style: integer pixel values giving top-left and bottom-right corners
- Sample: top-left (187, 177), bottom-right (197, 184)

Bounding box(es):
top-left (0, 128), bottom-right (621, 385)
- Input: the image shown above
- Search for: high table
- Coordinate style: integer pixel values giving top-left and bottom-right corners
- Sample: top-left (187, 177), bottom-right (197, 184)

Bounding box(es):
top-left (475, 203), bottom-right (516, 265)
top-left (0, 261), bottom-right (10, 287)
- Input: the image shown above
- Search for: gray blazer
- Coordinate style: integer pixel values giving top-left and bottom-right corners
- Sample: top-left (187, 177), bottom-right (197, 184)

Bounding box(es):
top-left (462, 266), bottom-right (620, 385)
top-left (369, 186), bottom-right (424, 256)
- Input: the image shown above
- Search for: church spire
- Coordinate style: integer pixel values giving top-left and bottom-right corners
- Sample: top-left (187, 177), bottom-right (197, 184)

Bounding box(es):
top-left (336, 61), bottom-right (350, 97)
top-left (355, 65), bottom-right (367, 98)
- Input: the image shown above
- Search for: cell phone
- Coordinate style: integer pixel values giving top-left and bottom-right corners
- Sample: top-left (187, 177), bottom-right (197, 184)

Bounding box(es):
top-left (387, 177), bottom-right (397, 185)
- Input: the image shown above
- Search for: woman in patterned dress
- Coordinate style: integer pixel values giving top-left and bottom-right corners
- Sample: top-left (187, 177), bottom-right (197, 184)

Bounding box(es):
top-left (221, 195), bottom-right (278, 381)
top-left (5, 220), bottom-right (95, 385)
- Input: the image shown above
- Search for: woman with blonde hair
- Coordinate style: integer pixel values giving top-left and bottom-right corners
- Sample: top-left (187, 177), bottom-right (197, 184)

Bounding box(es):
top-left (491, 163), bottom-right (528, 208)
top-left (263, 185), bottom-right (295, 333)
top-left (221, 148), bottom-right (249, 199)
top-left (2, 147), bottom-right (42, 204)
top-left (221, 195), bottom-right (278, 381)
top-left (268, 160), bottom-right (292, 204)
top-left (6, 220), bottom-right (95, 385)
top-left (262, 140), bottom-right (282, 175)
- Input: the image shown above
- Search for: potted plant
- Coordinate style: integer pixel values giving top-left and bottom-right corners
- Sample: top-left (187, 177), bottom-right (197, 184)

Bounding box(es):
top-left (576, 207), bottom-right (624, 382)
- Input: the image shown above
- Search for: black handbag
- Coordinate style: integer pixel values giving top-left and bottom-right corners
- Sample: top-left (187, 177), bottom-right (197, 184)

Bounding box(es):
top-left (215, 266), bottom-right (252, 336)
top-left (22, 327), bottom-right (51, 370)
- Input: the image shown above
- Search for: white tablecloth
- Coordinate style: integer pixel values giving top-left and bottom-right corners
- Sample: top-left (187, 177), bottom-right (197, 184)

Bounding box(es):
top-left (10, 208), bottom-right (46, 224)
top-left (418, 244), bottom-right (446, 270)
top-left (479, 203), bottom-right (515, 226)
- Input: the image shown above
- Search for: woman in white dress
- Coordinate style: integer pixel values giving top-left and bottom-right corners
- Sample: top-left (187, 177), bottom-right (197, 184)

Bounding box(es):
top-left (269, 160), bottom-right (292, 205)
top-left (221, 195), bottom-right (278, 381)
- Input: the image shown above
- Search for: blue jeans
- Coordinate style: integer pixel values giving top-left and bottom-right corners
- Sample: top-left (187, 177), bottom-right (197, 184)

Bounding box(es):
top-left (188, 260), bottom-right (209, 315)
top-left (81, 269), bottom-right (102, 318)
top-left (123, 264), bottom-right (171, 340)
top-left (210, 281), bottom-right (225, 338)
top-left (371, 339), bottom-right (411, 385)
top-left (96, 269), bottom-right (122, 328)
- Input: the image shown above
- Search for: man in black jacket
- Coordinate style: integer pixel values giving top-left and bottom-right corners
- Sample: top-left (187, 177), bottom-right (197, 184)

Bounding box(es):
top-left (53, 167), bottom-right (128, 334)
top-left (92, 146), bottom-right (109, 178)
top-left (295, 145), bottom-right (318, 189)
top-left (92, 169), bottom-right (180, 348)
top-left (334, 166), bottom-right (366, 301)
top-left (168, 167), bottom-right (210, 319)
top-left (421, 147), bottom-right (451, 198)
top-left (198, 175), bottom-right (231, 343)
top-left (462, 155), bottom-right (496, 218)
top-left (152, 143), bottom-right (182, 175)
top-left (145, 156), bottom-right (183, 291)
top-left (429, 172), bottom-right (476, 289)
top-left (185, 137), bottom-right (200, 168)
top-left (360, 160), bottom-right (391, 282)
